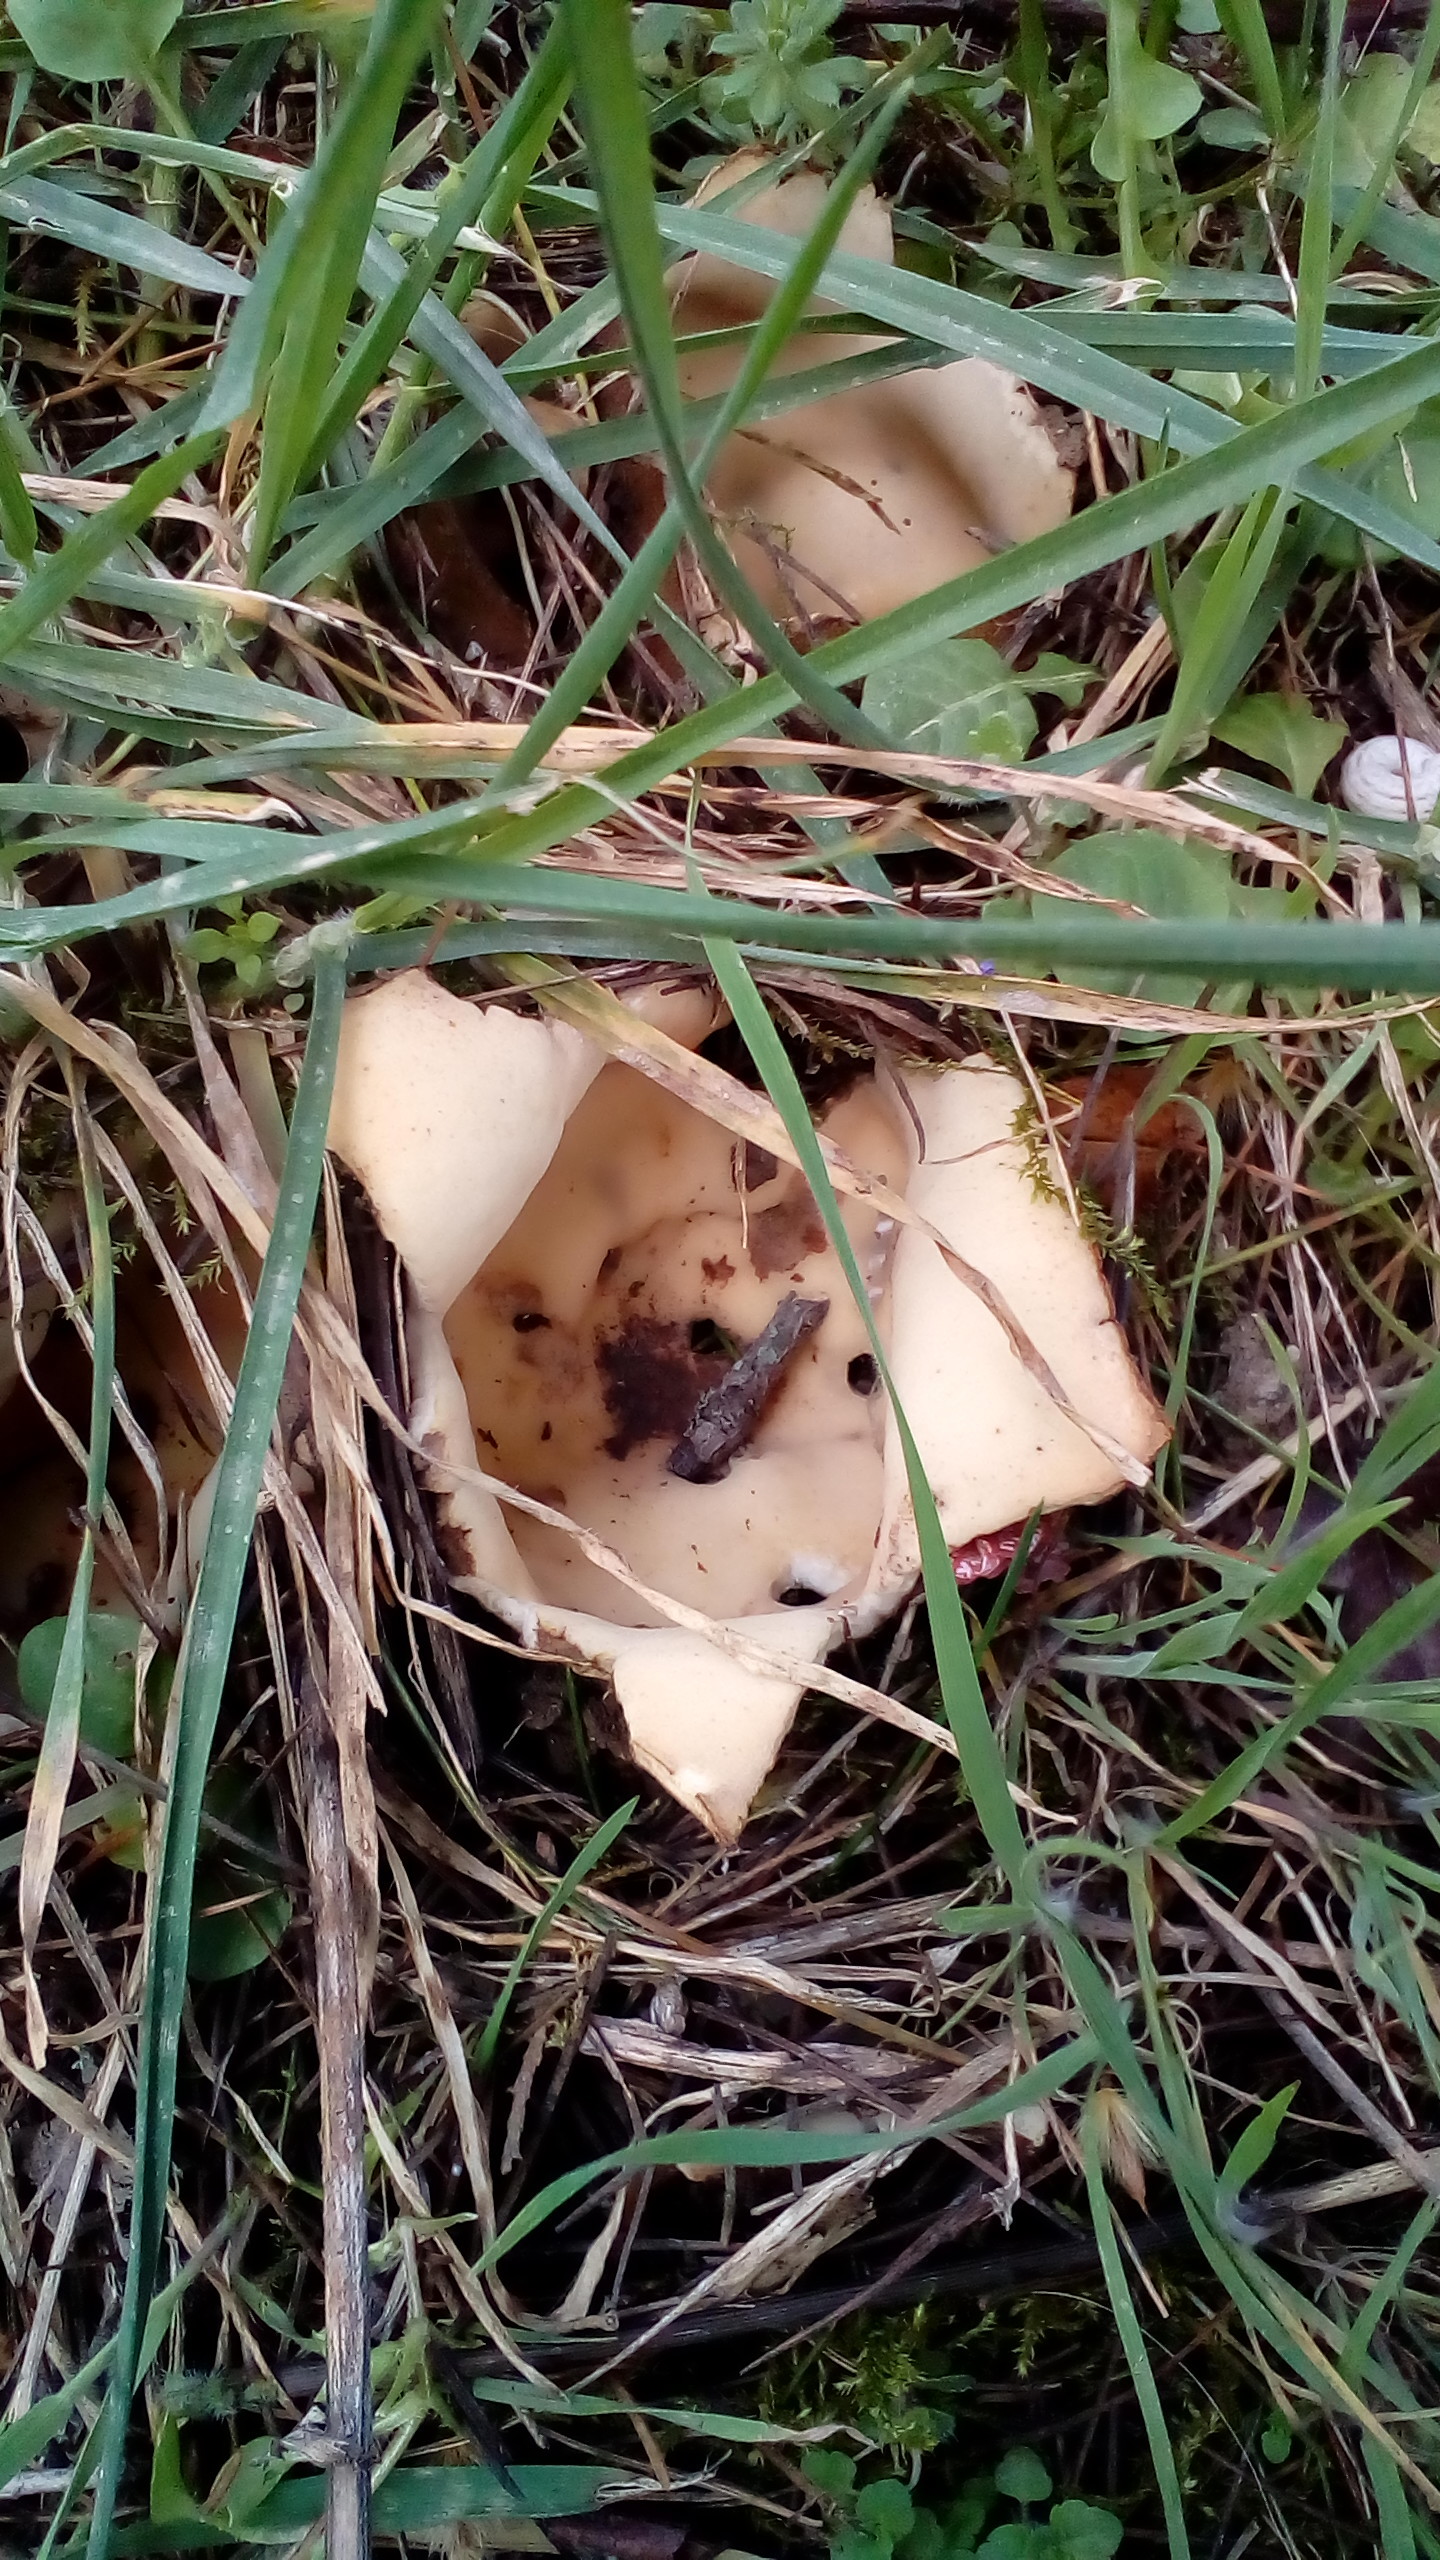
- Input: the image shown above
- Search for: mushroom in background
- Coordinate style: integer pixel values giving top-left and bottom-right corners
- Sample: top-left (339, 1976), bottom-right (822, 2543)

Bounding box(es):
top-left (660, 149), bottom-right (1075, 632)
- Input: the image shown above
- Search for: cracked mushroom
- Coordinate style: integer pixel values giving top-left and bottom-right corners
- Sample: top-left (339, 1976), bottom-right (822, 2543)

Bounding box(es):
top-left (328, 973), bottom-right (1167, 1842)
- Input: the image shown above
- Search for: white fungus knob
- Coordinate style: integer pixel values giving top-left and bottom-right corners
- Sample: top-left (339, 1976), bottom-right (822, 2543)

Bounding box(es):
top-left (1340, 734), bottom-right (1440, 822)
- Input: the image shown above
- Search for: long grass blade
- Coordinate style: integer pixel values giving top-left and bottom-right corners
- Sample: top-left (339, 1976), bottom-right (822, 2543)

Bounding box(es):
top-left (84, 940), bottom-right (349, 2560)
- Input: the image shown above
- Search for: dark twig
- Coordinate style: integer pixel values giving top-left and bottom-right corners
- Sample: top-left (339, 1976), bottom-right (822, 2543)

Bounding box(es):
top-left (667, 1294), bottom-right (829, 1483)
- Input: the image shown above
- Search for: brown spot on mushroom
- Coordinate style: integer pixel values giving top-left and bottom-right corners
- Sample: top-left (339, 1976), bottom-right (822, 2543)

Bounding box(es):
top-left (701, 1254), bottom-right (735, 1285)
top-left (743, 1143), bottom-right (779, 1191)
top-left (434, 1519), bottom-right (477, 1579)
top-left (748, 1193), bottom-right (827, 1280)
top-left (597, 1316), bottom-right (731, 1460)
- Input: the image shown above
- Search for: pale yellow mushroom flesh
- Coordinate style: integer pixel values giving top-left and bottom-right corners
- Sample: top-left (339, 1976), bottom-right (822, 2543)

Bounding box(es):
top-left (328, 973), bottom-right (1168, 1842)
top-left (665, 150), bottom-right (1075, 629)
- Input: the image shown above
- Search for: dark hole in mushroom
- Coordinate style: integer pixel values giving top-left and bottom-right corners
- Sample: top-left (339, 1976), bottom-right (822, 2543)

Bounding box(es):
top-left (0, 722), bottom-right (27, 785)
top-left (512, 1310), bottom-right (551, 1333)
top-left (688, 1317), bottom-right (732, 1358)
top-left (775, 1582), bottom-right (826, 1606)
top-left (847, 1354), bottom-right (879, 1394)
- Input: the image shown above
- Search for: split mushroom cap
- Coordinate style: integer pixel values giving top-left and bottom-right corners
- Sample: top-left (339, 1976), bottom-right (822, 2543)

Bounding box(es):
top-left (666, 150), bottom-right (1074, 628)
top-left (328, 972), bottom-right (1167, 1841)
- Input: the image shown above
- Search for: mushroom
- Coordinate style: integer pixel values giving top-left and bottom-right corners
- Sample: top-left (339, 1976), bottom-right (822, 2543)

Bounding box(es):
top-left (660, 149), bottom-right (1075, 631)
top-left (328, 972), bottom-right (1167, 1842)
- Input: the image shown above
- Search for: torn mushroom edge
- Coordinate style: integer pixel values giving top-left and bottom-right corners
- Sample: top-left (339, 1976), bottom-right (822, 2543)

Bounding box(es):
top-left (332, 972), bottom-right (1168, 1834)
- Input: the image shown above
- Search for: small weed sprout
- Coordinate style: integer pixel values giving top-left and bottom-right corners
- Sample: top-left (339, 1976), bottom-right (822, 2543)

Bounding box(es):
top-left (801, 2441), bottom-right (1125, 2560)
top-left (704, 0), bottom-right (874, 145)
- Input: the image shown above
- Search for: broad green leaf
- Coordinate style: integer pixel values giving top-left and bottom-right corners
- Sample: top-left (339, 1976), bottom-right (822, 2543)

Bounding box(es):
top-left (976, 2526), bottom-right (1047, 2560)
top-left (9, 0), bottom-right (180, 80)
top-left (1198, 104), bottom-right (1267, 150)
top-left (1213, 692), bottom-right (1348, 797)
top-left (18, 1611), bottom-right (141, 1761)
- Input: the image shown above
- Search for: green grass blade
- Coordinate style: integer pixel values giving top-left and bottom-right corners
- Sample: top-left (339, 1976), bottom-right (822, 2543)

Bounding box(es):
top-left (84, 938), bottom-right (349, 2560)
top-left (0, 432), bottom-right (221, 656)
top-left (1082, 2105), bottom-right (1192, 2559)
top-left (0, 171), bottom-right (248, 299)
top-left (482, 2035), bottom-right (1098, 2274)
top-left (699, 936), bottom-right (1030, 1889)
top-left (486, 75), bottom-right (910, 790)
top-left (235, 0), bottom-right (443, 569)
top-left (17, 1086), bottom-right (116, 2056)
top-left (1212, 0), bottom-right (1285, 136)
top-left (31, 837), bottom-right (1440, 994)
top-left (472, 1799), bottom-right (634, 2076)
top-left (1330, 0), bottom-right (1440, 277)
top-left (1293, 0), bottom-right (1342, 399)
top-left (301, 19), bottom-right (570, 474)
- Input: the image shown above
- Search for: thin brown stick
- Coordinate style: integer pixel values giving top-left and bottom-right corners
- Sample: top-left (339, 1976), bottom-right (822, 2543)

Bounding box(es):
top-left (298, 1682), bottom-right (373, 2559)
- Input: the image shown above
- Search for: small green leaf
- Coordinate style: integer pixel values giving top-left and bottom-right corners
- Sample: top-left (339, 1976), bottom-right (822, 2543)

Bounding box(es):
top-left (976, 2524), bottom-right (1051, 2560)
top-left (18, 1612), bottom-right (141, 1762)
top-left (9, 0), bottom-right (182, 80)
top-left (1197, 105), bottom-right (1268, 150)
top-left (1260, 2415), bottom-right (1293, 2464)
top-left (856, 2478), bottom-right (916, 2546)
top-left (832, 2533), bottom-right (892, 2560)
top-left (187, 1765), bottom-right (291, 1980)
top-left (1093, 28), bottom-right (1201, 180)
top-left (1213, 692), bottom-right (1348, 798)
top-left (803, 2448), bottom-right (857, 2500)
top-left (1039, 828), bottom-right (1236, 1006)
top-left (995, 2449), bottom-right (1053, 2508)
top-left (1049, 2501), bottom-right (1124, 2560)
top-left (1218, 2084), bottom-right (1299, 2215)
top-left (861, 637), bottom-right (1088, 764)
top-left (1407, 84), bottom-right (1440, 165)
top-left (1330, 52), bottom-right (1415, 188)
